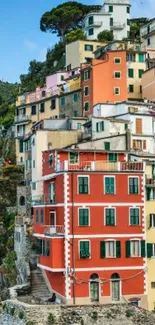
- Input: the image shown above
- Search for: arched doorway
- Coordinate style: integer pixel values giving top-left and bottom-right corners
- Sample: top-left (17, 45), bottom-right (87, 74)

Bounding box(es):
top-left (90, 273), bottom-right (99, 302)
top-left (111, 273), bottom-right (120, 301)
top-left (19, 196), bottom-right (25, 206)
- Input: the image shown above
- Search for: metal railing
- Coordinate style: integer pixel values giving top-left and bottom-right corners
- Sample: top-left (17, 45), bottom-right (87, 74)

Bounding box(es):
top-left (111, 23), bottom-right (125, 30)
top-left (57, 161), bottom-right (144, 172)
top-left (31, 195), bottom-right (56, 205)
top-left (15, 115), bottom-right (31, 123)
top-left (146, 176), bottom-right (155, 185)
top-left (44, 225), bottom-right (64, 235)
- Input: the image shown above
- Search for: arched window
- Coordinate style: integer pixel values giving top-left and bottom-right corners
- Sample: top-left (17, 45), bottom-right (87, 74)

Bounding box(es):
top-left (19, 196), bottom-right (25, 206)
top-left (111, 273), bottom-right (120, 301)
top-left (90, 273), bottom-right (99, 302)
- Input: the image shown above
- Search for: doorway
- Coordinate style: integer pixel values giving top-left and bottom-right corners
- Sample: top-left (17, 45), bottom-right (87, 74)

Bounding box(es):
top-left (50, 211), bottom-right (56, 233)
top-left (111, 273), bottom-right (120, 301)
top-left (90, 274), bottom-right (99, 302)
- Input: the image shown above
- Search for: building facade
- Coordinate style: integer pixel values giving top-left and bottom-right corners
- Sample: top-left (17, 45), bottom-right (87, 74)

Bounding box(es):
top-left (83, 0), bottom-right (131, 41)
top-left (32, 149), bottom-right (148, 307)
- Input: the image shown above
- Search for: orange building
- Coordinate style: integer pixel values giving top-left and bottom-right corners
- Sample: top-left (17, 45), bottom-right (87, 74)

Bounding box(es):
top-left (33, 149), bottom-right (148, 307)
top-left (81, 51), bottom-right (127, 116)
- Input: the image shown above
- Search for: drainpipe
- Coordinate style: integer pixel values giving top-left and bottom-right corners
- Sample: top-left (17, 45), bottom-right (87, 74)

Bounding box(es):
top-left (71, 172), bottom-right (76, 305)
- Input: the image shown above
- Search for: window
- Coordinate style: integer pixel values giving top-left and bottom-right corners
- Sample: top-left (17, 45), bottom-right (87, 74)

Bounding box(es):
top-left (138, 69), bottom-right (144, 78)
top-left (140, 85), bottom-right (142, 93)
top-left (84, 102), bottom-right (89, 112)
top-left (78, 176), bottom-right (89, 194)
top-left (147, 189), bottom-right (155, 201)
top-left (138, 53), bottom-right (145, 63)
top-left (51, 99), bottom-right (56, 109)
top-left (73, 93), bottom-right (78, 103)
top-left (40, 102), bottom-right (45, 113)
top-left (33, 160), bottom-right (35, 168)
top-left (32, 182), bottom-right (36, 190)
top-left (110, 18), bottom-right (113, 27)
top-left (128, 68), bottom-right (134, 78)
top-left (114, 87), bottom-right (120, 95)
top-left (150, 214), bottom-right (155, 228)
top-left (84, 86), bottom-right (89, 96)
top-left (130, 208), bottom-right (140, 225)
top-left (114, 71), bottom-right (121, 79)
top-left (84, 70), bottom-right (90, 80)
top-left (147, 38), bottom-right (151, 46)
top-left (74, 110), bottom-right (78, 117)
top-left (88, 28), bottom-right (94, 36)
top-left (105, 177), bottom-right (115, 194)
top-left (49, 154), bottom-right (53, 168)
top-left (129, 85), bottom-right (134, 93)
top-left (126, 240), bottom-right (145, 257)
top-left (79, 208), bottom-right (89, 226)
top-left (19, 140), bottom-right (23, 153)
top-left (88, 16), bottom-right (94, 25)
top-left (60, 97), bottom-right (65, 106)
top-left (31, 105), bottom-right (36, 115)
top-left (48, 182), bottom-right (55, 203)
top-left (114, 57), bottom-right (121, 64)
top-left (147, 243), bottom-right (155, 258)
top-left (45, 241), bottom-right (50, 256)
top-left (127, 19), bottom-right (130, 26)
top-left (96, 121), bottom-right (104, 132)
top-left (85, 44), bottom-right (93, 51)
top-left (127, 6), bottom-right (130, 13)
top-left (136, 45), bottom-right (140, 51)
top-left (105, 208), bottom-right (115, 226)
top-left (104, 142), bottom-right (110, 150)
top-left (80, 241), bottom-right (90, 258)
top-left (136, 118), bottom-right (142, 134)
top-left (36, 210), bottom-right (39, 223)
top-left (69, 152), bottom-right (79, 164)
top-left (127, 53), bottom-right (136, 62)
top-left (61, 75), bottom-right (64, 81)
top-left (103, 241), bottom-right (121, 258)
top-left (77, 123), bottom-right (82, 129)
top-left (125, 123), bottom-right (128, 130)
top-left (129, 177), bottom-right (139, 194)
top-left (108, 153), bottom-right (117, 162)
top-left (109, 5), bottom-right (113, 12)
top-left (19, 196), bottom-right (25, 206)
top-left (151, 282), bottom-right (155, 288)
top-left (40, 209), bottom-right (44, 224)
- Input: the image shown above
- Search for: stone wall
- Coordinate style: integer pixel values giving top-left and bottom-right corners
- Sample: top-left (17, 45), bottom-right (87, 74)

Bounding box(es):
top-left (1, 300), bottom-right (155, 325)
top-left (17, 186), bottom-right (31, 217)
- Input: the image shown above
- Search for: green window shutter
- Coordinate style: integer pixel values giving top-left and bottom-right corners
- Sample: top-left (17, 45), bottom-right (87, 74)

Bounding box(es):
top-left (127, 19), bottom-right (130, 26)
top-left (147, 188), bottom-right (151, 201)
top-left (139, 69), bottom-right (144, 78)
top-left (81, 71), bottom-right (84, 81)
top-left (150, 214), bottom-right (152, 228)
top-left (109, 153), bottom-right (117, 162)
top-left (96, 123), bottom-right (99, 132)
top-left (141, 240), bottom-right (146, 257)
top-left (105, 177), bottom-right (110, 194)
top-left (79, 209), bottom-right (89, 226)
top-left (36, 210), bottom-right (39, 223)
top-left (110, 177), bottom-right (115, 194)
top-left (43, 240), bottom-right (45, 256)
top-left (106, 209), bottom-right (110, 225)
top-left (135, 209), bottom-right (139, 225)
top-left (109, 5), bottom-right (113, 12)
top-left (139, 53), bottom-right (144, 63)
top-left (100, 241), bottom-right (105, 258)
top-left (89, 16), bottom-right (94, 25)
top-left (128, 69), bottom-right (134, 78)
top-left (101, 121), bottom-right (104, 131)
top-left (147, 243), bottom-right (153, 258)
top-left (104, 142), bottom-right (110, 150)
top-left (111, 209), bottom-right (115, 225)
top-left (88, 70), bottom-right (90, 79)
top-left (40, 209), bottom-right (44, 224)
top-left (126, 240), bottom-right (131, 257)
top-left (110, 18), bottom-right (113, 26)
top-left (73, 93), bottom-right (78, 102)
top-left (46, 241), bottom-right (50, 256)
top-left (84, 177), bottom-right (88, 194)
top-left (130, 209), bottom-right (139, 225)
top-left (78, 177), bottom-right (83, 194)
top-left (127, 6), bottom-right (130, 13)
top-left (80, 241), bottom-right (90, 258)
top-left (116, 241), bottom-right (121, 258)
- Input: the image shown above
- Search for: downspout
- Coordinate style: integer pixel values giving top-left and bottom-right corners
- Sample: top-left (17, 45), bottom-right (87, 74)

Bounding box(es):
top-left (71, 171), bottom-right (76, 305)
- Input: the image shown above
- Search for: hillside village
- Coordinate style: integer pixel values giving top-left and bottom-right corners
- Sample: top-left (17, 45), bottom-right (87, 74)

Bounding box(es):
top-left (2, 0), bottom-right (155, 324)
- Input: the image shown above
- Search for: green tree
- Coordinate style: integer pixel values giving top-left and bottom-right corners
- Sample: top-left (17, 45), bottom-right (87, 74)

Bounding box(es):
top-left (97, 30), bottom-right (113, 42)
top-left (66, 29), bottom-right (86, 43)
top-left (20, 60), bottom-right (46, 93)
top-left (129, 18), bottom-right (149, 41)
top-left (40, 2), bottom-right (101, 41)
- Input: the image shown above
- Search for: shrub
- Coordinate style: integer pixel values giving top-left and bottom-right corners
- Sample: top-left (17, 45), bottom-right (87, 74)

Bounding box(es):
top-left (26, 321), bottom-right (35, 325)
top-left (90, 311), bottom-right (98, 321)
top-left (126, 310), bottom-right (133, 318)
top-left (47, 313), bottom-right (56, 324)
top-left (18, 311), bottom-right (24, 319)
top-left (10, 307), bottom-right (15, 316)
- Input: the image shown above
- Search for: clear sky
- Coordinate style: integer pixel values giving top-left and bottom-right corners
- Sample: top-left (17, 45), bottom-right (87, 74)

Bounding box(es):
top-left (0, 0), bottom-right (153, 83)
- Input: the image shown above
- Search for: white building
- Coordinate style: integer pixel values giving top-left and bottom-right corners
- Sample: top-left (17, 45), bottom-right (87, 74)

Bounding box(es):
top-left (83, 0), bottom-right (131, 41)
top-left (140, 18), bottom-right (155, 49)
top-left (93, 101), bottom-right (155, 154)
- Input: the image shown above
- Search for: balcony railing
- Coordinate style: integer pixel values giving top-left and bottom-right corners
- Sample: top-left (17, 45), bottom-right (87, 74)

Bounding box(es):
top-left (44, 225), bottom-right (64, 236)
top-left (15, 115), bottom-right (31, 123)
top-left (31, 195), bottom-right (56, 205)
top-left (57, 161), bottom-right (144, 172)
top-left (146, 176), bottom-right (155, 186)
top-left (111, 23), bottom-right (125, 30)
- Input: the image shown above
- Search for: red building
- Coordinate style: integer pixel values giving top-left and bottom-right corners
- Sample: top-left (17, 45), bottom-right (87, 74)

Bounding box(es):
top-left (33, 149), bottom-right (147, 307)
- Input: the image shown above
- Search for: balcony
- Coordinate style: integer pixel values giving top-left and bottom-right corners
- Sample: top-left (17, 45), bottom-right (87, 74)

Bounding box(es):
top-left (31, 194), bottom-right (56, 205)
top-left (44, 225), bottom-right (64, 236)
top-left (146, 176), bottom-right (155, 187)
top-left (141, 25), bottom-right (155, 37)
top-left (111, 23), bottom-right (125, 30)
top-left (15, 115), bottom-right (31, 124)
top-left (57, 161), bottom-right (144, 172)
top-left (84, 21), bottom-right (102, 28)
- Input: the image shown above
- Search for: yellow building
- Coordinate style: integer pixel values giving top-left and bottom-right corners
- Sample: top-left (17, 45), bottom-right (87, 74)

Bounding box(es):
top-left (145, 161), bottom-right (155, 311)
top-left (127, 51), bottom-right (146, 100)
top-left (65, 40), bottom-right (106, 70)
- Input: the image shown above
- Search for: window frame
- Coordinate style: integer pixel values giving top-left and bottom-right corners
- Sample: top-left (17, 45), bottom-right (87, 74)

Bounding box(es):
top-left (105, 240), bottom-right (116, 258)
top-left (40, 102), bottom-right (45, 113)
top-left (104, 207), bottom-right (116, 226)
top-left (129, 84), bottom-right (134, 93)
top-left (114, 87), bottom-right (120, 95)
top-left (40, 209), bottom-right (44, 224)
top-left (49, 154), bottom-right (53, 168)
top-left (129, 207), bottom-right (140, 226)
top-left (128, 176), bottom-right (139, 195)
top-left (104, 176), bottom-right (115, 195)
top-left (78, 207), bottom-right (90, 227)
top-left (85, 44), bottom-right (93, 51)
top-left (128, 68), bottom-right (134, 78)
top-left (88, 28), bottom-right (94, 36)
top-left (150, 214), bottom-right (155, 228)
top-left (114, 71), bottom-right (121, 79)
top-left (108, 153), bottom-right (117, 162)
top-left (84, 70), bottom-right (90, 81)
top-left (51, 99), bottom-right (56, 110)
top-left (36, 209), bottom-right (39, 224)
top-left (84, 101), bottom-right (89, 112)
top-left (84, 86), bottom-right (89, 96)
top-left (69, 152), bottom-right (79, 164)
top-left (79, 240), bottom-right (91, 259)
top-left (73, 93), bottom-right (78, 103)
top-left (104, 142), bottom-right (110, 150)
top-left (78, 175), bottom-right (89, 194)
top-left (114, 57), bottom-right (121, 64)
top-left (130, 239), bottom-right (141, 257)
top-left (109, 5), bottom-right (113, 12)
top-left (60, 97), bottom-right (65, 106)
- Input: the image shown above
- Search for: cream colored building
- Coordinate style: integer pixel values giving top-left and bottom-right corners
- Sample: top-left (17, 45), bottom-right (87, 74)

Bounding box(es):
top-left (127, 51), bottom-right (146, 100)
top-left (142, 67), bottom-right (155, 102)
top-left (65, 40), bottom-right (105, 69)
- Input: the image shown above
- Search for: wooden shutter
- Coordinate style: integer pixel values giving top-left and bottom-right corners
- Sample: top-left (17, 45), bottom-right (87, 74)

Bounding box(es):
top-left (133, 140), bottom-right (136, 149)
top-left (111, 209), bottom-right (115, 226)
top-left (116, 241), bottom-right (121, 258)
top-left (136, 118), bottom-right (142, 134)
top-left (141, 240), bottom-right (146, 257)
top-left (84, 177), bottom-right (88, 194)
top-left (96, 123), bottom-right (99, 132)
top-left (126, 240), bottom-right (131, 257)
top-left (147, 189), bottom-right (151, 201)
top-left (106, 209), bottom-right (110, 226)
top-left (100, 241), bottom-right (105, 258)
top-left (105, 177), bottom-right (110, 194)
top-left (147, 243), bottom-right (153, 258)
top-left (150, 214), bottom-right (152, 228)
top-left (110, 177), bottom-right (115, 194)
top-left (143, 140), bottom-right (146, 150)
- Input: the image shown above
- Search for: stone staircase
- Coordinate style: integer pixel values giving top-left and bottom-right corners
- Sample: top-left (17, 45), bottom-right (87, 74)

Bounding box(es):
top-left (31, 268), bottom-right (51, 301)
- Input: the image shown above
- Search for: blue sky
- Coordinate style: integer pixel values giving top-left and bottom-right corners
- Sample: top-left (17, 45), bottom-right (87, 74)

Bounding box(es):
top-left (0, 0), bottom-right (153, 83)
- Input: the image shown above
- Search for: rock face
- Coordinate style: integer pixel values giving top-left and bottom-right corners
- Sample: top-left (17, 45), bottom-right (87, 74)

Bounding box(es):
top-left (1, 300), bottom-right (155, 325)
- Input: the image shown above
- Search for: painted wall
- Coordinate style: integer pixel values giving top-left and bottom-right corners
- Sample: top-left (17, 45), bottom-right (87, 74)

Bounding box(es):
top-left (142, 68), bottom-right (155, 101)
